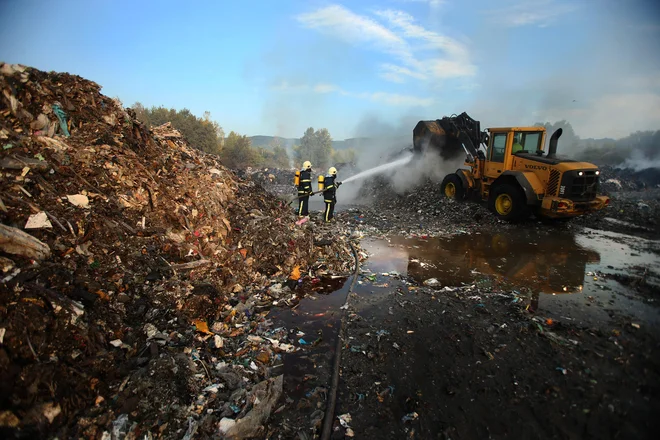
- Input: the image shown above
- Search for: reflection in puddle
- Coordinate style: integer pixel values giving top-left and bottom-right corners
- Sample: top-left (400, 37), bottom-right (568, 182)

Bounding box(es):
top-left (363, 228), bottom-right (660, 326)
top-left (366, 230), bottom-right (601, 294)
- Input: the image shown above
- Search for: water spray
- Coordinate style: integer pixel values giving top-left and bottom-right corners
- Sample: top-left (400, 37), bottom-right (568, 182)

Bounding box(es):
top-left (340, 154), bottom-right (414, 185)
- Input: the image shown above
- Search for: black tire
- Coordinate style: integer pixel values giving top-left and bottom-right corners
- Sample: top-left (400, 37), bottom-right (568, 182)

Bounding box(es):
top-left (440, 174), bottom-right (465, 200)
top-left (488, 183), bottom-right (530, 222)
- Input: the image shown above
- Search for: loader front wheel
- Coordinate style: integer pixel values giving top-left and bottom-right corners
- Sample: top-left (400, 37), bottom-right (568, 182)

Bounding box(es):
top-left (489, 183), bottom-right (529, 222)
top-left (441, 174), bottom-right (464, 200)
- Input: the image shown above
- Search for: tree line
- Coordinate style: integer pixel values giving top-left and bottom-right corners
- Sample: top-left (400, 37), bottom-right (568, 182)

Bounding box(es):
top-left (131, 103), bottom-right (358, 171)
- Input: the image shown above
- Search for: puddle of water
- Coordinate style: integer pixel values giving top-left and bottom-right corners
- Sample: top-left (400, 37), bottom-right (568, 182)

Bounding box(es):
top-left (362, 228), bottom-right (660, 327)
top-left (268, 227), bottom-right (660, 410)
top-left (603, 217), bottom-right (654, 232)
top-left (577, 228), bottom-right (660, 275)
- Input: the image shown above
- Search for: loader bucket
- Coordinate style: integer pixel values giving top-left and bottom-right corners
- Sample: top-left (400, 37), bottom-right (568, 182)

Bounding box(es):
top-left (412, 120), bottom-right (465, 160)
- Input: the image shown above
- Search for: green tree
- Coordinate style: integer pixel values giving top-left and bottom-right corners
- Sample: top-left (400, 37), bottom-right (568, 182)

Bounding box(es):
top-left (295, 127), bottom-right (333, 170)
top-left (297, 127), bottom-right (316, 165)
top-left (221, 131), bottom-right (260, 168)
top-left (313, 128), bottom-right (333, 169)
top-left (332, 148), bottom-right (358, 166)
top-left (130, 102), bottom-right (222, 155)
top-left (271, 145), bottom-right (290, 168)
top-left (534, 120), bottom-right (580, 151)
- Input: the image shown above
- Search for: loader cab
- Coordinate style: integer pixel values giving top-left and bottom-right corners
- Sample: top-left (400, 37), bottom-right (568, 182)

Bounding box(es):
top-left (484, 127), bottom-right (547, 176)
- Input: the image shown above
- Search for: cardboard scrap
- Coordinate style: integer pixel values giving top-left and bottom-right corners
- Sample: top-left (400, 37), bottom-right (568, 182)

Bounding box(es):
top-left (66, 194), bottom-right (90, 208)
top-left (25, 211), bottom-right (52, 229)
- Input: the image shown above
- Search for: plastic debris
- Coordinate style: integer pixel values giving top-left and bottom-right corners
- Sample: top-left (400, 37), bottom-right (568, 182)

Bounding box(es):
top-left (338, 413), bottom-right (352, 428)
top-left (402, 412), bottom-right (419, 423)
top-left (222, 375), bottom-right (283, 439)
top-left (423, 278), bottom-right (440, 287)
top-left (219, 417), bottom-right (236, 434)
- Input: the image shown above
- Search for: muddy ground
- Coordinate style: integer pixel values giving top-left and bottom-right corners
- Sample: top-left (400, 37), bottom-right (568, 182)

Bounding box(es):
top-left (262, 184), bottom-right (660, 440)
top-left (336, 277), bottom-right (659, 440)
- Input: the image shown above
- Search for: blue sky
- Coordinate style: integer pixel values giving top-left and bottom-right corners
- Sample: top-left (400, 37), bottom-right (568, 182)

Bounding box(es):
top-left (1, 0), bottom-right (659, 140)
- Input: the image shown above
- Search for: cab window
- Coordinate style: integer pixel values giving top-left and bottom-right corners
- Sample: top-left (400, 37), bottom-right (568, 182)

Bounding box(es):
top-left (489, 133), bottom-right (507, 162)
top-left (513, 131), bottom-right (542, 153)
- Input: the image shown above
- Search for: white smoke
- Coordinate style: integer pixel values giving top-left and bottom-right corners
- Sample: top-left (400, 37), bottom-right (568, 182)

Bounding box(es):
top-left (618, 149), bottom-right (660, 172)
top-left (389, 150), bottom-right (465, 195)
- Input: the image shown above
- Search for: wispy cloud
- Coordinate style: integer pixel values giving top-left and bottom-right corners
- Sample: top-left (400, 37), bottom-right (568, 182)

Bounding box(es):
top-left (483, 0), bottom-right (578, 28)
top-left (313, 83), bottom-right (341, 94)
top-left (402, 0), bottom-right (446, 7)
top-left (295, 4), bottom-right (475, 84)
top-left (361, 91), bottom-right (433, 106)
top-left (272, 81), bottom-right (433, 107)
top-left (296, 5), bottom-right (408, 60)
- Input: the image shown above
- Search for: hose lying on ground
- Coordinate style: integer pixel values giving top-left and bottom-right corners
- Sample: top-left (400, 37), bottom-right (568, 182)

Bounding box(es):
top-left (285, 190), bottom-right (322, 206)
top-left (320, 241), bottom-right (360, 440)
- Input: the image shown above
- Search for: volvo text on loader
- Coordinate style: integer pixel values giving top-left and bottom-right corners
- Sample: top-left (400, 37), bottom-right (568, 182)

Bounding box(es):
top-left (412, 112), bottom-right (610, 222)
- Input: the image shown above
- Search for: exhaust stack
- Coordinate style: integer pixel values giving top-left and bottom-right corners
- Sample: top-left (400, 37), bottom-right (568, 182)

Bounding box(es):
top-left (547, 128), bottom-right (563, 159)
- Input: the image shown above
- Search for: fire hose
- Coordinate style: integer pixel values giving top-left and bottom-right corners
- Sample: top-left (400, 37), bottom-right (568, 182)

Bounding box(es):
top-left (285, 190), bottom-right (322, 206)
top-left (284, 182), bottom-right (343, 206)
top-left (320, 240), bottom-right (359, 440)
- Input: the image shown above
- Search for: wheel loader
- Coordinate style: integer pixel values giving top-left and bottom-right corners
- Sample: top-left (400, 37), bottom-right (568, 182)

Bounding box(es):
top-left (413, 112), bottom-right (610, 221)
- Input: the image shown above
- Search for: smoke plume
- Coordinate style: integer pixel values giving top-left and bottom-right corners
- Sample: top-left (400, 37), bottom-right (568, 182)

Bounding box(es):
top-left (335, 113), bottom-right (467, 204)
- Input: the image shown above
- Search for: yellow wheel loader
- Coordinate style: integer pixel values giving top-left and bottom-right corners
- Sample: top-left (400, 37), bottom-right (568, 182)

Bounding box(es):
top-left (413, 112), bottom-right (610, 222)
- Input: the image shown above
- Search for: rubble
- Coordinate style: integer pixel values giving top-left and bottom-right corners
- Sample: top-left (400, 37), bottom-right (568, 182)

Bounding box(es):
top-left (344, 168), bottom-right (660, 239)
top-left (0, 63), bottom-right (357, 438)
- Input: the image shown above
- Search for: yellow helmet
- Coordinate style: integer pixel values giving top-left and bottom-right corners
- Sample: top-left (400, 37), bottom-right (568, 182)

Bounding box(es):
top-left (328, 167), bottom-right (337, 176)
top-left (302, 161), bottom-right (312, 170)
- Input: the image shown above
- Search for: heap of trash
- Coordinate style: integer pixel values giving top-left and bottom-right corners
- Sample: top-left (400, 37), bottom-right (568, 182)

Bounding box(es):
top-left (350, 174), bottom-right (498, 235)
top-left (0, 63), bottom-right (357, 439)
top-left (598, 165), bottom-right (660, 193)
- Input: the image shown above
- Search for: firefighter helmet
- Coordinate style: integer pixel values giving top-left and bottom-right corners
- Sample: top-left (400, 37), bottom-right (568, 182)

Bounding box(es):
top-left (303, 161), bottom-right (312, 170)
top-left (328, 167), bottom-right (337, 176)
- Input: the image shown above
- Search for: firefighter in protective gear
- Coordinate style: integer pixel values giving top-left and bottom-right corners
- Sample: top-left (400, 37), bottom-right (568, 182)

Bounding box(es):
top-left (322, 166), bottom-right (342, 222)
top-left (296, 161), bottom-right (313, 217)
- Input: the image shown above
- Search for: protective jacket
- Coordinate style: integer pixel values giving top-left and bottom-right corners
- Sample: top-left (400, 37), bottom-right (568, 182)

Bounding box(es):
top-left (298, 169), bottom-right (312, 195)
top-left (322, 175), bottom-right (337, 200)
top-left (322, 174), bottom-right (338, 222)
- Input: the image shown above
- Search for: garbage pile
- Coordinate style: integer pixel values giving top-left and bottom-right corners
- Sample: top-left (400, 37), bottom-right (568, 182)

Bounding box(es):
top-left (248, 168), bottom-right (295, 199)
top-left (0, 63), bottom-right (356, 439)
top-left (599, 165), bottom-right (660, 193)
top-left (349, 175), bottom-right (498, 235)
top-left (348, 166), bottom-right (660, 237)
top-left (245, 168), bottom-right (292, 186)
top-left (574, 166), bottom-right (660, 234)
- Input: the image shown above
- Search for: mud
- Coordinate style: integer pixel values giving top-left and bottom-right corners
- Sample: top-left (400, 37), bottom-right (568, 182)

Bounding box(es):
top-left (264, 225), bottom-right (660, 439)
top-left (330, 228), bottom-right (660, 439)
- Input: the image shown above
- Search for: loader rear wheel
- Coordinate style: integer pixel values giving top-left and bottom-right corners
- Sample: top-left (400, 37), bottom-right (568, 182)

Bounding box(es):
top-left (441, 174), bottom-right (464, 200)
top-left (489, 183), bottom-right (529, 222)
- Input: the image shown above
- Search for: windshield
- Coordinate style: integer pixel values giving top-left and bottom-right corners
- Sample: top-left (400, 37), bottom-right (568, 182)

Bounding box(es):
top-left (513, 131), bottom-right (543, 153)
